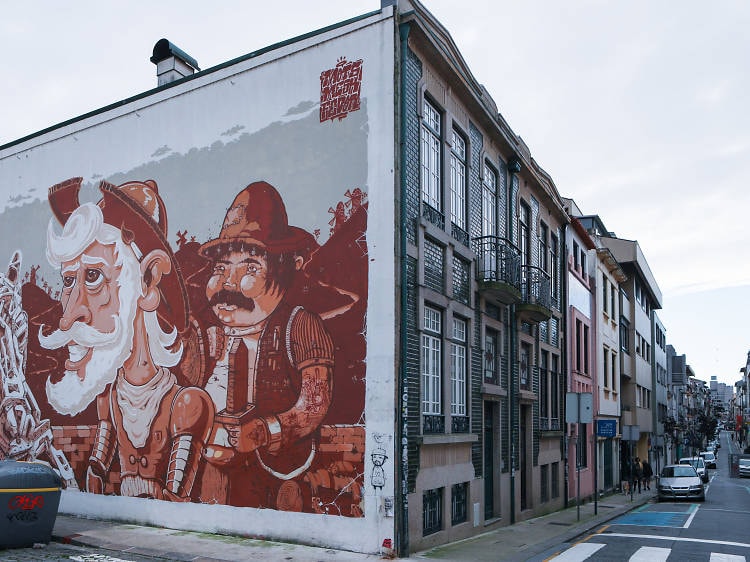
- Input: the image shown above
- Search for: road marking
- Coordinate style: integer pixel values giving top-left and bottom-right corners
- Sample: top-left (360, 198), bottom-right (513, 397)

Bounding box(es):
top-left (629, 546), bottom-right (670, 561)
top-left (683, 504), bottom-right (699, 528)
top-left (548, 542), bottom-right (605, 561)
top-left (604, 532), bottom-right (750, 548)
top-left (709, 554), bottom-right (746, 562)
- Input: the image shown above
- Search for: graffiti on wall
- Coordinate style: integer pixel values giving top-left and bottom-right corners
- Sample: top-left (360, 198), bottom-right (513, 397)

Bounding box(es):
top-left (1, 174), bottom-right (368, 517)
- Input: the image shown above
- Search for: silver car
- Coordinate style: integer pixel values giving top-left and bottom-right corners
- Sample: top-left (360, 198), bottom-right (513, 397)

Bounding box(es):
top-left (739, 457), bottom-right (750, 478)
top-left (700, 451), bottom-right (717, 469)
top-left (658, 464), bottom-right (705, 502)
top-left (679, 456), bottom-right (708, 483)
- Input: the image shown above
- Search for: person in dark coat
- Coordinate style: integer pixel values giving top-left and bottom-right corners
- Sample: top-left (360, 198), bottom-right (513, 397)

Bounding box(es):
top-left (641, 459), bottom-right (653, 490)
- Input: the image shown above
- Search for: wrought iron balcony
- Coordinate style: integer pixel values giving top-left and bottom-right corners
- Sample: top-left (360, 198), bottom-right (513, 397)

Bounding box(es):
top-left (451, 222), bottom-right (470, 248)
top-left (472, 236), bottom-right (522, 305)
top-left (517, 265), bottom-right (552, 322)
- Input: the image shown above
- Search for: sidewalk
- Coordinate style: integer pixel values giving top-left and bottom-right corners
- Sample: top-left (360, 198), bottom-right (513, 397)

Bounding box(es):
top-left (50, 488), bottom-right (654, 561)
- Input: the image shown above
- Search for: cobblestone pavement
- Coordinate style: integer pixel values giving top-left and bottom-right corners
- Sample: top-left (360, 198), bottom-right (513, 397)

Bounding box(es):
top-left (0, 543), bottom-right (164, 561)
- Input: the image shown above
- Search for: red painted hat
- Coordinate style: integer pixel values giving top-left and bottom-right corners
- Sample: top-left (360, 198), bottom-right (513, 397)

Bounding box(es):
top-left (200, 181), bottom-right (317, 257)
top-left (48, 177), bottom-right (189, 332)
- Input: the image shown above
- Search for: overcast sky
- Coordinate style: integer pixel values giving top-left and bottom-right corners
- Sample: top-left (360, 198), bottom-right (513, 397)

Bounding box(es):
top-left (2, 0), bottom-right (749, 386)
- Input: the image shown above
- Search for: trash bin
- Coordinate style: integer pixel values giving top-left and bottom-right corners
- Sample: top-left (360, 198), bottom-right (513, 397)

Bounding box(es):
top-left (0, 460), bottom-right (62, 548)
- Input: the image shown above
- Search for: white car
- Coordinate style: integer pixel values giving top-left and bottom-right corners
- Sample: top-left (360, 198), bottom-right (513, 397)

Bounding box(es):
top-left (699, 451), bottom-right (716, 469)
top-left (739, 457), bottom-right (750, 478)
top-left (679, 457), bottom-right (708, 482)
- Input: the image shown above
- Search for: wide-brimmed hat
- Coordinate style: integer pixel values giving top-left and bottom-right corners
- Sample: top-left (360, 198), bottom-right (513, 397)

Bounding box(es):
top-left (48, 177), bottom-right (189, 332)
top-left (200, 181), bottom-right (317, 257)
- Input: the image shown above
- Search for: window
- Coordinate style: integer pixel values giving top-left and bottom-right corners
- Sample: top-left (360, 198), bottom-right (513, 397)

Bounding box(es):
top-left (576, 424), bottom-right (588, 468)
top-left (450, 318), bottom-right (467, 418)
top-left (540, 351), bottom-right (549, 420)
top-left (482, 162), bottom-right (497, 238)
top-left (583, 325), bottom-right (589, 375)
top-left (519, 202), bottom-right (531, 267)
top-left (580, 248), bottom-right (586, 275)
top-left (550, 234), bottom-right (559, 305)
top-left (539, 223), bottom-right (549, 273)
top-left (422, 306), bottom-right (442, 419)
top-left (603, 346), bottom-right (610, 389)
top-left (602, 275), bottom-right (609, 315)
top-left (575, 319), bottom-right (582, 373)
top-left (451, 483), bottom-right (468, 525)
top-left (484, 329), bottom-right (498, 384)
top-left (552, 462), bottom-right (560, 498)
top-left (620, 317), bottom-right (630, 353)
top-left (423, 488), bottom-right (443, 535)
top-left (540, 464), bottom-right (549, 503)
top-left (610, 284), bottom-right (617, 318)
top-left (573, 241), bottom-right (580, 270)
top-left (520, 343), bottom-right (531, 389)
top-left (421, 99), bottom-right (441, 211)
top-left (551, 354), bottom-right (560, 422)
top-left (450, 131), bottom-right (466, 230)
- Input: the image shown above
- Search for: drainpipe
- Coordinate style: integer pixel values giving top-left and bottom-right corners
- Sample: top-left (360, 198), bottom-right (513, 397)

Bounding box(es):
top-left (396, 20), bottom-right (411, 559)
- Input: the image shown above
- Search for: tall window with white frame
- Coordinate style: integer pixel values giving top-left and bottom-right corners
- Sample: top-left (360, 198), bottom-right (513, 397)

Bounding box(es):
top-left (422, 305), bottom-right (443, 434)
top-left (539, 222), bottom-right (548, 274)
top-left (421, 99), bottom-right (442, 215)
top-left (519, 201), bottom-right (531, 267)
top-left (481, 162), bottom-right (498, 277)
top-left (450, 131), bottom-right (467, 233)
top-left (451, 317), bottom-right (468, 432)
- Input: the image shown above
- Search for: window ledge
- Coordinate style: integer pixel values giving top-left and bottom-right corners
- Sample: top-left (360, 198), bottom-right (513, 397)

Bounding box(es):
top-left (421, 433), bottom-right (479, 445)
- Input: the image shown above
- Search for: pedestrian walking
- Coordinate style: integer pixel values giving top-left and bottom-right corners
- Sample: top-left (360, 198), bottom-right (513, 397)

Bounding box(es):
top-left (642, 459), bottom-right (653, 490)
top-left (632, 457), bottom-right (643, 493)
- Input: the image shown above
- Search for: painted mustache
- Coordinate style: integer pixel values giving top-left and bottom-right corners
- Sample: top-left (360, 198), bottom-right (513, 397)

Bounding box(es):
top-left (208, 289), bottom-right (256, 312)
top-left (38, 319), bottom-right (122, 350)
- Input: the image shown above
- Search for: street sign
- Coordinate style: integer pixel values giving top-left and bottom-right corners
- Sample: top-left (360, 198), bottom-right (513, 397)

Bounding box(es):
top-left (565, 392), bottom-right (594, 424)
top-left (596, 419), bottom-right (617, 437)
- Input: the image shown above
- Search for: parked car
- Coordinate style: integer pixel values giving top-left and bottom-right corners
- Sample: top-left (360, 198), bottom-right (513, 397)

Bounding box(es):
top-left (739, 457), bottom-right (750, 478)
top-left (699, 451), bottom-right (717, 469)
top-left (679, 456), bottom-right (708, 482)
top-left (657, 464), bottom-right (705, 502)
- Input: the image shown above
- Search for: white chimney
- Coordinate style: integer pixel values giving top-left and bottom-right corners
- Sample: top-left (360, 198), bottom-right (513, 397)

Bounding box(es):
top-left (150, 39), bottom-right (200, 87)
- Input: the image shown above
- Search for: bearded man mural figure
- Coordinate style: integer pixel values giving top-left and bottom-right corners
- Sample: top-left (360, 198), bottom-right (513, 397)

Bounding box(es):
top-left (39, 177), bottom-right (214, 501)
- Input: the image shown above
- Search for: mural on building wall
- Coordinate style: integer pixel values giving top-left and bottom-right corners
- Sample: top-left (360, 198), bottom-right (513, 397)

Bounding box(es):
top-left (0, 174), bottom-right (368, 516)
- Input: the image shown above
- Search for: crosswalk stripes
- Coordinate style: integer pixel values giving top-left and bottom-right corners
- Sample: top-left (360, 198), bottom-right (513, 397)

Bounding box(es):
top-left (548, 542), bottom-right (748, 561)
top-left (548, 542), bottom-right (605, 561)
top-left (628, 546), bottom-right (670, 561)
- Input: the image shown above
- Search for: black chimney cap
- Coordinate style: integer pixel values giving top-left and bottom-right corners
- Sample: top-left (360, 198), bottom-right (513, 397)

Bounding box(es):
top-left (150, 38), bottom-right (200, 70)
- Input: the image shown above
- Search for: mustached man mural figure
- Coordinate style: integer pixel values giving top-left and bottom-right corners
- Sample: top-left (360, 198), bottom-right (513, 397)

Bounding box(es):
top-left (40, 178), bottom-right (214, 501)
top-left (196, 181), bottom-right (335, 511)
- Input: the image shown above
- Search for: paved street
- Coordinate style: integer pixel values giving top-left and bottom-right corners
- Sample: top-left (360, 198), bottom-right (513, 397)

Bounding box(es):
top-left (0, 542), bottom-right (164, 562)
top-left (542, 430), bottom-right (750, 561)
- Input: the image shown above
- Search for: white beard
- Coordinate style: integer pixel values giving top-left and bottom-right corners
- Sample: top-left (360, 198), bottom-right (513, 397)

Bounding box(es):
top-left (44, 272), bottom-right (138, 416)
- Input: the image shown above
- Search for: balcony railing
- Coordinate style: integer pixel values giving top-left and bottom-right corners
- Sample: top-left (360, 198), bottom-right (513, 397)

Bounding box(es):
top-left (472, 236), bottom-right (522, 286)
top-left (451, 415), bottom-right (470, 433)
top-left (422, 202), bottom-right (445, 230)
top-left (521, 265), bottom-right (551, 309)
top-left (451, 222), bottom-right (470, 248)
top-left (423, 414), bottom-right (445, 434)
top-left (540, 417), bottom-right (561, 431)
